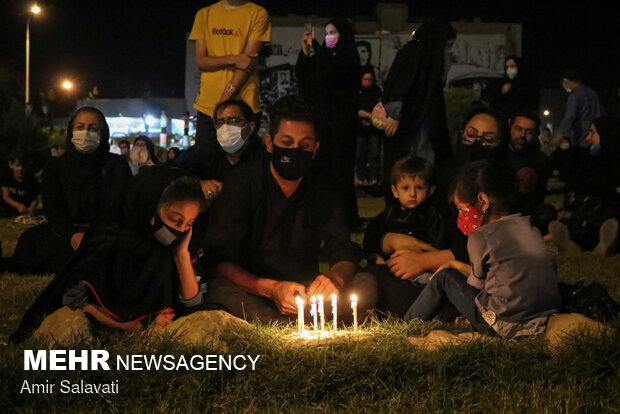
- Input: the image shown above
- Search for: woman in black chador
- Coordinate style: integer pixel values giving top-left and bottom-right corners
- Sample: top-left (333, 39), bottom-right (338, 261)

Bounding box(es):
top-left (10, 166), bottom-right (208, 341)
top-left (381, 21), bottom-right (456, 184)
top-left (296, 18), bottom-right (361, 226)
top-left (9, 107), bottom-right (131, 274)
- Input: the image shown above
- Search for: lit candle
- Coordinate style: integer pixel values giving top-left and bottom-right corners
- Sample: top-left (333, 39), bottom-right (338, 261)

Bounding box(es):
top-left (331, 294), bottom-right (338, 330)
top-left (310, 296), bottom-right (318, 331)
top-left (318, 295), bottom-right (325, 331)
top-left (296, 295), bottom-right (305, 333)
top-left (351, 294), bottom-right (358, 332)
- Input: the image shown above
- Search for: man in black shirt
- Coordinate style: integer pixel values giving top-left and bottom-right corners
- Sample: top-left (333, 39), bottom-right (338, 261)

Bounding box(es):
top-left (203, 95), bottom-right (376, 323)
top-left (175, 99), bottom-right (265, 199)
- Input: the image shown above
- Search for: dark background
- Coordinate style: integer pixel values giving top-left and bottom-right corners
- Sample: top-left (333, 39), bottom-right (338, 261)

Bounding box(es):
top-left (1, 1), bottom-right (618, 105)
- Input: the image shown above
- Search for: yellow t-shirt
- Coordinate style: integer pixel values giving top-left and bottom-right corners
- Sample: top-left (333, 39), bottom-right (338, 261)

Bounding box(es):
top-left (190, 1), bottom-right (271, 116)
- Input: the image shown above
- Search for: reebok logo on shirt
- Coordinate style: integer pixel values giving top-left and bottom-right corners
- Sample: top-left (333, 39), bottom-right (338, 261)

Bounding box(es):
top-left (211, 27), bottom-right (243, 36)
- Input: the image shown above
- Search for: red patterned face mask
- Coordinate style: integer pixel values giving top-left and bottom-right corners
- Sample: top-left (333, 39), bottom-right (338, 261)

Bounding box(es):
top-left (457, 204), bottom-right (485, 235)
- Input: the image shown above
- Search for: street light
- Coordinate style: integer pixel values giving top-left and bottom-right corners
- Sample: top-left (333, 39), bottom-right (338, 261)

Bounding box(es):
top-left (62, 80), bottom-right (73, 90)
top-left (543, 110), bottom-right (550, 117)
top-left (25, 4), bottom-right (41, 105)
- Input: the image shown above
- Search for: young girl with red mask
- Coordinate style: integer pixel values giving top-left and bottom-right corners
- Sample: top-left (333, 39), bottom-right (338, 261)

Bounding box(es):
top-left (404, 160), bottom-right (562, 338)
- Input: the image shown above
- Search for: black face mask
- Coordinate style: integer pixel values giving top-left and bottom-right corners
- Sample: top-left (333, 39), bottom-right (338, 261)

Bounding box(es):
top-left (151, 214), bottom-right (187, 247)
top-left (455, 141), bottom-right (504, 169)
top-left (271, 144), bottom-right (314, 181)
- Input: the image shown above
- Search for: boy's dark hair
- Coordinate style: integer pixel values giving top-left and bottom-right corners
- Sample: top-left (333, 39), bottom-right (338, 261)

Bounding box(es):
top-left (8, 150), bottom-right (29, 164)
top-left (268, 95), bottom-right (318, 140)
top-left (561, 68), bottom-right (582, 83)
top-left (158, 176), bottom-right (207, 213)
top-left (454, 160), bottom-right (517, 215)
top-left (511, 109), bottom-right (541, 132)
top-left (214, 99), bottom-right (254, 124)
top-left (390, 156), bottom-right (435, 187)
top-left (119, 139), bottom-right (130, 147)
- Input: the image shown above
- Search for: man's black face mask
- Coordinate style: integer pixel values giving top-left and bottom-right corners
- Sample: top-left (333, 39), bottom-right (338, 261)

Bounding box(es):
top-left (271, 144), bottom-right (314, 181)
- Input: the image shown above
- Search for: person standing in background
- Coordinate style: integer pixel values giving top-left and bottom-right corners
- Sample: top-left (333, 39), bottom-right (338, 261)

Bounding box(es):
top-left (189, 0), bottom-right (271, 149)
top-left (296, 18), bottom-right (361, 226)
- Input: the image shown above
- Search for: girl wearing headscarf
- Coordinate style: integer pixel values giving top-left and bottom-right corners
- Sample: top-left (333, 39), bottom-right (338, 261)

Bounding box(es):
top-left (10, 166), bottom-right (208, 341)
top-left (9, 107), bottom-right (131, 275)
top-left (356, 66), bottom-right (383, 186)
top-left (295, 18), bottom-right (361, 226)
top-left (381, 21), bottom-right (456, 179)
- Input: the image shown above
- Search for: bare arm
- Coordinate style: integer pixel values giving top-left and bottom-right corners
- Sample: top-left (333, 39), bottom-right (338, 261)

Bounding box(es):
top-left (174, 229), bottom-right (199, 300)
top-left (216, 261), bottom-right (306, 314)
top-left (218, 40), bottom-right (265, 102)
top-left (389, 249), bottom-right (455, 279)
top-left (381, 233), bottom-right (437, 255)
top-left (1, 187), bottom-right (26, 212)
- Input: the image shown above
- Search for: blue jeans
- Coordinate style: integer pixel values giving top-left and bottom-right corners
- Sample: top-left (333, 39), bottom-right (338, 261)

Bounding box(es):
top-left (404, 268), bottom-right (495, 335)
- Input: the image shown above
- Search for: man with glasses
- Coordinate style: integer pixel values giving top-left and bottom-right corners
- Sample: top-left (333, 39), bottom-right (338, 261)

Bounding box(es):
top-left (175, 99), bottom-right (265, 200)
top-left (201, 95), bottom-right (377, 323)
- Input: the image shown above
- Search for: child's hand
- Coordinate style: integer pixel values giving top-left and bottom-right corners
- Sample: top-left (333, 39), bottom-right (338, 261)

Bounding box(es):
top-left (156, 310), bottom-right (175, 327)
top-left (16, 203), bottom-right (27, 213)
top-left (389, 250), bottom-right (427, 279)
top-left (429, 260), bottom-right (471, 280)
top-left (173, 227), bottom-right (192, 258)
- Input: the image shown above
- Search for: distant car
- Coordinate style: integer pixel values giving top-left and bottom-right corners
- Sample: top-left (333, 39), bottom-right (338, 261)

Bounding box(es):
top-left (446, 64), bottom-right (505, 104)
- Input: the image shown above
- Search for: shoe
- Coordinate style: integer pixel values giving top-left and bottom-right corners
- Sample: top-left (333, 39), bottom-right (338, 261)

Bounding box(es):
top-left (594, 219), bottom-right (618, 257)
top-left (548, 221), bottom-right (581, 253)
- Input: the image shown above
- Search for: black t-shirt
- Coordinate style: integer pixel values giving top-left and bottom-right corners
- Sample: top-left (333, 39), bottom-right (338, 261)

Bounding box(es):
top-left (0, 172), bottom-right (39, 207)
top-left (175, 135), bottom-right (266, 182)
top-left (203, 157), bottom-right (359, 283)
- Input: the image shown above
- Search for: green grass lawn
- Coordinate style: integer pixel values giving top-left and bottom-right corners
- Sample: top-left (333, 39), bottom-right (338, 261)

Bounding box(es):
top-left (1, 200), bottom-right (620, 413)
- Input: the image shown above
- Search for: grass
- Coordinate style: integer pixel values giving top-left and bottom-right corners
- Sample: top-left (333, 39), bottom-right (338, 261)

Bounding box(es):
top-left (1, 197), bottom-right (620, 413)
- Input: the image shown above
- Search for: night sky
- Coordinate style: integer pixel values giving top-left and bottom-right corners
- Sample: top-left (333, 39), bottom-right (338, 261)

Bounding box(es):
top-left (2, 1), bottom-right (618, 105)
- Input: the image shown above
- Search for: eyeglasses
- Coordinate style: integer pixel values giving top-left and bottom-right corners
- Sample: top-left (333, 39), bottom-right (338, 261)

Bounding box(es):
top-left (461, 127), bottom-right (500, 147)
top-left (213, 116), bottom-right (246, 128)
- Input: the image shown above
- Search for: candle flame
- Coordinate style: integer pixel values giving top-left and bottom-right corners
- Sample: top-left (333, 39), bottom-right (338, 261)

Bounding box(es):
top-left (295, 296), bottom-right (304, 306)
top-left (311, 296), bottom-right (316, 304)
top-left (317, 295), bottom-right (324, 301)
top-left (331, 294), bottom-right (337, 301)
top-left (351, 294), bottom-right (357, 304)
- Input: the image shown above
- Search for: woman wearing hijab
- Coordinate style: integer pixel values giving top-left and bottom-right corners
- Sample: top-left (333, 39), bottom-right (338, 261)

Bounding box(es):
top-left (549, 115), bottom-right (620, 255)
top-left (129, 135), bottom-right (160, 175)
top-left (496, 55), bottom-right (540, 119)
top-left (295, 18), bottom-right (361, 226)
top-left (10, 166), bottom-right (208, 341)
top-left (356, 66), bottom-right (383, 186)
top-left (9, 107), bottom-right (132, 275)
top-left (381, 21), bottom-right (456, 183)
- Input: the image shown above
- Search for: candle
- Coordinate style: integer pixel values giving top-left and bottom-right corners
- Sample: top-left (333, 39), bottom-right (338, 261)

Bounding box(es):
top-left (310, 296), bottom-right (318, 331)
top-left (318, 295), bottom-right (325, 331)
top-left (296, 295), bottom-right (305, 333)
top-left (351, 294), bottom-right (358, 332)
top-left (331, 294), bottom-right (338, 330)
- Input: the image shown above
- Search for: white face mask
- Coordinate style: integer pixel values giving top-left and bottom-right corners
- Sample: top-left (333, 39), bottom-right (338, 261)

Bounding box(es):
top-left (506, 67), bottom-right (518, 80)
top-left (71, 130), bottom-right (100, 154)
top-left (564, 87), bottom-right (572, 93)
top-left (217, 124), bottom-right (248, 154)
top-left (560, 142), bottom-right (570, 151)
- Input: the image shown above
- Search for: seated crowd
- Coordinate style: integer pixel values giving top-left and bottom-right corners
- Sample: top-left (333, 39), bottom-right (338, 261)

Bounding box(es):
top-left (5, 91), bottom-right (619, 343)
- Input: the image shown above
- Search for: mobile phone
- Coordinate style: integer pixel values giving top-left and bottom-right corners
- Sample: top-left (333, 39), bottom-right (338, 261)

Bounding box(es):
top-left (304, 23), bottom-right (312, 34)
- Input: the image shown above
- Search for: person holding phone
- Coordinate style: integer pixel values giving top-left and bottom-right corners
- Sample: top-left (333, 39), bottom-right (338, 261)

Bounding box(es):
top-left (295, 18), bottom-right (361, 227)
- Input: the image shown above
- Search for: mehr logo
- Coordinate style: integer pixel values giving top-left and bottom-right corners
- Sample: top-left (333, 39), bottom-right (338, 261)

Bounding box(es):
top-left (211, 27), bottom-right (243, 36)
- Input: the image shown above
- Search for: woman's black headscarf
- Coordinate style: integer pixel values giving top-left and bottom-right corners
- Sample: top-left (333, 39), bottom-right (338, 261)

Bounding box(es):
top-left (61, 107), bottom-right (111, 189)
top-left (10, 166), bottom-right (197, 342)
top-left (382, 21), bottom-right (456, 161)
top-left (134, 135), bottom-right (160, 164)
